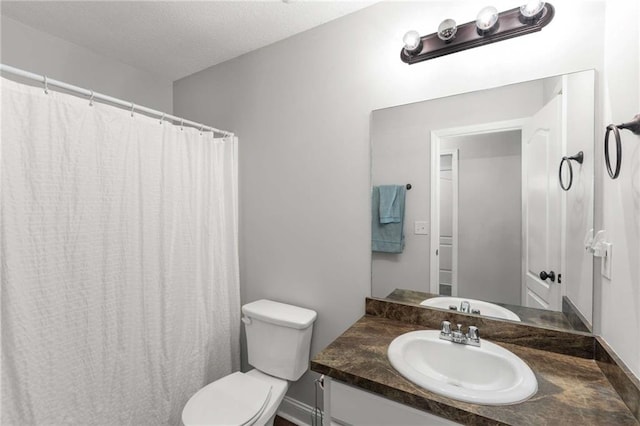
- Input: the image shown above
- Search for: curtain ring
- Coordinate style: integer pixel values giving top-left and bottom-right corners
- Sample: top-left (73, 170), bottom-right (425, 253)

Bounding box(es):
top-left (199, 125), bottom-right (204, 135)
top-left (159, 113), bottom-right (165, 125)
top-left (43, 75), bottom-right (49, 94)
top-left (130, 103), bottom-right (135, 118)
top-left (89, 90), bottom-right (95, 107)
top-left (180, 118), bottom-right (184, 131)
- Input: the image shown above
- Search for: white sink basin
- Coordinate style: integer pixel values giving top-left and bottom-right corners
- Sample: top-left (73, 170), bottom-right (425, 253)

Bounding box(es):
top-left (387, 330), bottom-right (537, 405)
top-left (420, 297), bottom-right (521, 322)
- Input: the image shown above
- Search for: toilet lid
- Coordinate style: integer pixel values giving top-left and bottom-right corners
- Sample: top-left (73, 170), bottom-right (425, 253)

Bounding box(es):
top-left (182, 372), bottom-right (272, 426)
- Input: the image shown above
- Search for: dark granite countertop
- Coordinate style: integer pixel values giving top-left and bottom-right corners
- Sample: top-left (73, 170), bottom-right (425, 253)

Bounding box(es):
top-left (311, 315), bottom-right (639, 426)
top-left (383, 288), bottom-right (589, 332)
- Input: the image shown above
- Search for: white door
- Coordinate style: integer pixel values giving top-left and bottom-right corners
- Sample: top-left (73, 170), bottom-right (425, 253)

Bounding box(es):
top-left (523, 95), bottom-right (563, 311)
top-left (439, 151), bottom-right (458, 297)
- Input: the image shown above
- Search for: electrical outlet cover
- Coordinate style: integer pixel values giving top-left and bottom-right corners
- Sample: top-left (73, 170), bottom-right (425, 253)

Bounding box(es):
top-left (414, 221), bottom-right (428, 235)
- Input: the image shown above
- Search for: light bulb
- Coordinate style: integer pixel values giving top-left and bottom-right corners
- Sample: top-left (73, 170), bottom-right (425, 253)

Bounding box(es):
top-left (402, 30), bottom-right (422, 53)
top-left (437, 19), bottom-right (457, 41)
top-left (476, 6), bottom-right (499, 32)
top-left (520, 0), bottom-right (545, 18)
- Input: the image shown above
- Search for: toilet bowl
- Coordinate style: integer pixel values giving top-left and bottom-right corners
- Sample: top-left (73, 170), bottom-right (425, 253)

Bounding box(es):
top-left (182, 369), bottom-right (288, 426)
top-left (182, 299), bottom-right (317, 426)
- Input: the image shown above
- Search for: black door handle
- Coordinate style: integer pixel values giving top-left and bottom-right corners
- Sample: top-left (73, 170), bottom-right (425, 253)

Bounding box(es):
top-left (539, 270), bottom-right (556, 282)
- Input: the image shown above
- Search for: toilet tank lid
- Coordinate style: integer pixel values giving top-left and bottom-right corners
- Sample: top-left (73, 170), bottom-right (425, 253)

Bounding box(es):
top-left (242, 299), bottom-right (317, 329)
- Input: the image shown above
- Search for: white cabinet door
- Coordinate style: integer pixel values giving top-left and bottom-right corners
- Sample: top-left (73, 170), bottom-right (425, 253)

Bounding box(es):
top-left (522, 94), bottom-right (562, 311)
top-left (326, 378), bottom-right (461, 426)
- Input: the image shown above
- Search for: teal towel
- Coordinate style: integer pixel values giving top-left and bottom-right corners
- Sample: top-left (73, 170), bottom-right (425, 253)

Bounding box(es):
top-left (372, 186), bottom-right (405, 253)
top-left (378, 185), bottom-right (404, 223)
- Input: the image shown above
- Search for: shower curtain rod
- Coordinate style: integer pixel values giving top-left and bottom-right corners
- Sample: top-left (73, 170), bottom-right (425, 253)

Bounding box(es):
top-left (0, 64), bottom-right (234, 137)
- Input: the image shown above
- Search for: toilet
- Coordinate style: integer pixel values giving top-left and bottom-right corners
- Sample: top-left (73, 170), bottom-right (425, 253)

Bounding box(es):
top-left (182, 299), bottom-right (317, 426)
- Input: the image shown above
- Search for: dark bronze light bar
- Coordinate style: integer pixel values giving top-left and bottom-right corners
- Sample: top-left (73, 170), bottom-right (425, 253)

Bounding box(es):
top-left (400, 3), bottom-right (555, 65)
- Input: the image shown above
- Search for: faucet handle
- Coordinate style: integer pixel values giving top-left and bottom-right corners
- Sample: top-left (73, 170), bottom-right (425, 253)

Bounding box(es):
top-left (467, 326), bottom-right (480, 340)
top-left (440, 320), bottom-right (451, 334)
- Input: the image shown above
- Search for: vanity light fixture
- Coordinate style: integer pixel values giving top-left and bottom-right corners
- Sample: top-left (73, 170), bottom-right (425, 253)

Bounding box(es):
top-left (400, 2), bottom-right (554, 64)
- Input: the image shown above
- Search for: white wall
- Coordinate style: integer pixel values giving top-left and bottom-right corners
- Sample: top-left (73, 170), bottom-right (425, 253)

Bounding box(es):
top-left (1, 16), bottom-right (173, 112)
top-left (442, 132), bottom-right (522, 305)
top-left (173, 0), bottom-right (609, 406)
top-left (563, 71), bottom-right (595, 326)
top-left (599, 0), bottom-right (640, 379)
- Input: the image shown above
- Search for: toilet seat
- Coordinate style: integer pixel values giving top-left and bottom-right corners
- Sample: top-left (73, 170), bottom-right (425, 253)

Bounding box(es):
top-left (182, 372), bottom-right (272, 426)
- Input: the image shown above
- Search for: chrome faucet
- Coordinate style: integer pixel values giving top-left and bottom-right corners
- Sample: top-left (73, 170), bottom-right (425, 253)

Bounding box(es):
top-left (448, 301), bottom-right (481, 316)
top-left (439, 321), bottom-right (480, 347)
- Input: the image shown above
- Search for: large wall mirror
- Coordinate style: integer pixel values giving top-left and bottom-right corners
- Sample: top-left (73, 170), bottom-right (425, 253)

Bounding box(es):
top-left (371, 70), bottom-right (595, 333)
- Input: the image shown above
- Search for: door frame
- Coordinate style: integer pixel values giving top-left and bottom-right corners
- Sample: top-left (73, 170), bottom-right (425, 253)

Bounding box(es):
top-left (429, 119), bottom-right (527, 296)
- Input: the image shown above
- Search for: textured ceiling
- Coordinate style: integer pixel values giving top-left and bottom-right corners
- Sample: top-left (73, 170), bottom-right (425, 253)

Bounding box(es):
top-left (1, 1), bottom-right (376, 81)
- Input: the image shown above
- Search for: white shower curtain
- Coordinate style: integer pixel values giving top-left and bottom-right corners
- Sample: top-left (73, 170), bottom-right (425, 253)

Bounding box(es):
top-left (1, 77), bottom-right (240, 425)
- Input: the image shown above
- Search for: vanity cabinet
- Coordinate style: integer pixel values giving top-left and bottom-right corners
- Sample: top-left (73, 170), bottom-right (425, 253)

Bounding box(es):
top-left (325, 378), bottom-right (461, 426)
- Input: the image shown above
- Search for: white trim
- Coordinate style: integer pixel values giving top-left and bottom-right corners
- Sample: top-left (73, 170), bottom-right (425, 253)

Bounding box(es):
top-left (429, 132), bottom-right (440, 294)
top-left (432, 118), bottom-right (527, 139)
top-left (277, 396), bottom-right (315, 426)
top-left (451, 150), bottom-right (459, 297)
top-left (560, 75), bottom-right (569, 300)
top-left (323, 376), bottom-right (331, 426)
top-left (521, 127), bottom-right (528, 306)
top-left (277, 396), bottom-right (340, 426)
top-left (430, 119), bottom-right (527, 297)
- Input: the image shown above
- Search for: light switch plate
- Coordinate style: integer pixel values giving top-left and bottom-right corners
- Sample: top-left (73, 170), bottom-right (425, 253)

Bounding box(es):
top-left (601, 242), bottom-right (612, 279)
top-left (414, 221), bottom-right (428, 235)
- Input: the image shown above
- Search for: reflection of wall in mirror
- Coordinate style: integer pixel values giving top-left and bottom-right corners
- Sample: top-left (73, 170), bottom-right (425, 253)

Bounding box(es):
top-left (562, 71), bottom-right (595, 325)
top-left (440, 131), bottom-right (522, 306)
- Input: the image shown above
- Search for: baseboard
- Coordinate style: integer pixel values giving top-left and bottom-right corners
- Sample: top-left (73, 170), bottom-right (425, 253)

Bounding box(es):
top-left (277, 396), bottom-right (316, 426)
top-left (277, 396), bottom-right (340, 426)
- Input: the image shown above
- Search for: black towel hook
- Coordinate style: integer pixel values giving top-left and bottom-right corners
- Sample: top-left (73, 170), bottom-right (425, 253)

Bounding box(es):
top-left (604, 114), bottom-right (640, 179)
top-left (406, 183), bottom-right (412, 190)
top-left (558, 151), bottom-right (584, 191)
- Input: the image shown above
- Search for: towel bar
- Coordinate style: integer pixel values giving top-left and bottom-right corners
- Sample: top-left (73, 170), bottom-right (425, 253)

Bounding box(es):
top-left (558, 151), bottom-right (583, 191)
top-left (604, 114), bottom-right (640, 179)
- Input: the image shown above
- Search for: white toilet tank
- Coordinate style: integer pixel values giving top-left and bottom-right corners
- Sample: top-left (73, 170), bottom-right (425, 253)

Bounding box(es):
top-left (242, 299), bottom-right (317, 381)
